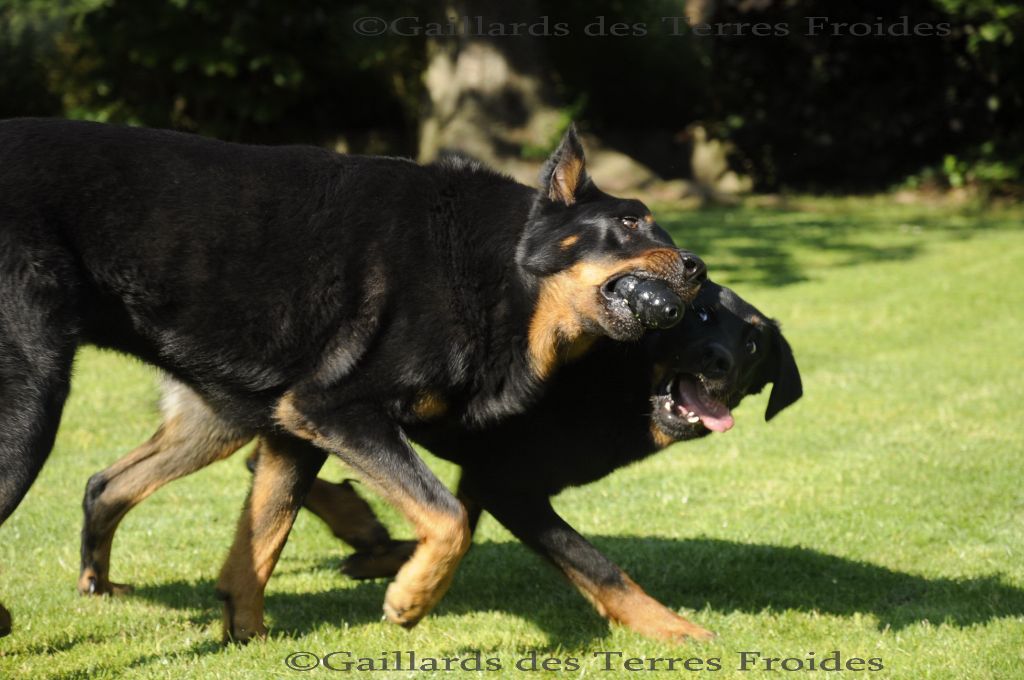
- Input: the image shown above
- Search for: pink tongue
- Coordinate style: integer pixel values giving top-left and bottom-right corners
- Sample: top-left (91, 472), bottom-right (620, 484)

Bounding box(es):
top-left (674, 378), bottom-right (735, 433)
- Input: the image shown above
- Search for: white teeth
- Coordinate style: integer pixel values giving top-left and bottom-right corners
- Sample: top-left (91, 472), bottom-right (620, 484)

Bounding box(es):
top-left (663, 401), bottom-right (700, 424)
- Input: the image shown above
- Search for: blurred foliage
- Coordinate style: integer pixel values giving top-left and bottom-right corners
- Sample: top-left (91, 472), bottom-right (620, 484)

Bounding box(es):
top-left (0, 0), bottom-right (426, 147)
top-left (0, 0), bottom-right (1021, 190)
top-left (900, 143), bottom-right (1023, 198)
top-left (542, 0), bottom-right (1024, 191)
top-left (0, 2), bottom-right (62, 118)
top-left (518, 95), bottom-right (586, 161)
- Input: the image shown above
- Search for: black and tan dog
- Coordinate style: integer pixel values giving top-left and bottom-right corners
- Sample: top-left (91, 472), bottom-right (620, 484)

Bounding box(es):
top-left (0, 118), bottom-right (706, 639)
top-left (81, 281), bottom-right (800, 642)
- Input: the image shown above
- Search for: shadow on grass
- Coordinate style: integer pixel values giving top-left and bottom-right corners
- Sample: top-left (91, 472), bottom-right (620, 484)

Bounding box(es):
top-left (657, 205), bottom-right (1016, 287)
top-left (130, 536), bottom-right (1024, 650)
top-left (7, 633), bottom-right (110, 658)
top-left (31, 639), bottom-right (225, 680)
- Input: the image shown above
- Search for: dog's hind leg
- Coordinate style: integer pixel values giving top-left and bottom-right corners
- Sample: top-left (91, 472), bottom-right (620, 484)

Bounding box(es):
top-left (217, 432), bottom-right (326, 643)
top-left (0, 241), bottom-right (79, 636)
top-left (79, 378), bottom-right (251, 596)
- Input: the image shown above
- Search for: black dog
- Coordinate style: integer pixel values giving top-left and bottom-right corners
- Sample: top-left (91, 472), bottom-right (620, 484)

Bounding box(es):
top-left (0, 118), bottom-right (706, 640)
top-left (347, 279), bottom-right (801, 641)
top-left (81, 280), bottom-right (800, 642)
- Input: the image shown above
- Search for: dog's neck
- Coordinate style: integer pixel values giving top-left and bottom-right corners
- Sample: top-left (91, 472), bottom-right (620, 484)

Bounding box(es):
top-left (422, 164), bottom-right (585, 426)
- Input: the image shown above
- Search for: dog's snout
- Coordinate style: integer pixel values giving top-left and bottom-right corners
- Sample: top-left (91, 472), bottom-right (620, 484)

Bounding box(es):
top-left (679, 252), bottom-right (707, 283)
top-left (700, 344), bottom-right (733, 380)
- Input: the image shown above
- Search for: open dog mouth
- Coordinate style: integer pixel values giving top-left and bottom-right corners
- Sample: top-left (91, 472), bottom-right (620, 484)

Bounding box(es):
top-left (657, 374), bottom-right (735, 433)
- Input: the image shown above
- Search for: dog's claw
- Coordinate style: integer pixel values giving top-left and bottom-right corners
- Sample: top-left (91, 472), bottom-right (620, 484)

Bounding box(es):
top-left (685, 626), bottom-right (717, 642)
top-left (79, 572), bottom-right (134, 597)
top-left (225, 626), bottom-right (266, 646)
top-left (382, 601), bottom-right (421, 629)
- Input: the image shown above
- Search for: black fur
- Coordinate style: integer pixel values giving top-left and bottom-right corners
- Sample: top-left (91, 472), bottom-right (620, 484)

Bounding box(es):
top-left (74, 279), bottom-right (798, 641)
top-left (0, 117), bottom-right (705, 636)
top-left (406, 280), bottom-right (802, 501)
top-left (342, 281), bottom-right (802, 638)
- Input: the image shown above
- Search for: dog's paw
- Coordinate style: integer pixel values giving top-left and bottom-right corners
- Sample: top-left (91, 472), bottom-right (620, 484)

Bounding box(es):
top-left (222, 621), bottom-right (269, 646)
top-left (216, 590), bottom-right (269, 645)
top-left (630, 611), bottom-right (716, 643)
top-left (341, 541), bottom-right (416, 580)
top-left (78, 570), bottom-right (134, 597)
top-left (668, 620), bottom-right (716, 642)
top-left (382, 580), bottom-right (430, 629)
top-left (379, 520), bottom-right (468, 628)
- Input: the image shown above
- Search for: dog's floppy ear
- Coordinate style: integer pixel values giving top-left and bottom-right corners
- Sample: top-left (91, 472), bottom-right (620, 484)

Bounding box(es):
top-left (765, 322), bottom-right (802, 421)
top-left (540, 124), bottom-right (591, 206)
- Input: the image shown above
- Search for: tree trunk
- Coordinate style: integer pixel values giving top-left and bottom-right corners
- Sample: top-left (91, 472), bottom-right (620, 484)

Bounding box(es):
top-left (417, 0), bottom-right (563, 182)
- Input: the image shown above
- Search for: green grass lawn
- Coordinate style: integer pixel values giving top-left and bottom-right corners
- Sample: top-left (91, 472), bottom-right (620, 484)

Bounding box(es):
top-left (1, 196), bottom-right (1022, 679)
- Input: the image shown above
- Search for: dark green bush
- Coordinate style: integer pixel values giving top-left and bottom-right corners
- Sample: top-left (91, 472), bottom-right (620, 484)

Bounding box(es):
top-left (1, 0), bottom-right (1020, 190)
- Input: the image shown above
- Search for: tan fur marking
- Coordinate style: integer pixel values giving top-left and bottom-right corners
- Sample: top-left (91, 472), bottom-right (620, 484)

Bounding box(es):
top-left (560, 234), bottom-right (581, 249)
top-left (380, 495), bottom-right (471, 626)
top-left (550, 156), bottom-right (585, 205)
top-left (644, 214), bottom-right (655, 224)
top-left (304, 479), bottom-right (391, 551)
top-left (583, 572), bottom-right (714, 641)
top-left (528, 248), bottom-right (687, 378)
top-left (274, 392), bottom-right (319, 440)
top-left (528, 264), bottom-right (594, 379)
top-left (647, 365), bottom-right (676, 448)
top-left (272, 396), bottom-right (468, 628)
top-left (650, 422), bottom-right (675, 449)
top-left (79, 382), bottom-right (249, 597)
top-left (217, 439), bottom-right (308, 643)
top-left (561, 565), bottom-right (714, 641)
top-left (412, 391), bottom-right (448, 420)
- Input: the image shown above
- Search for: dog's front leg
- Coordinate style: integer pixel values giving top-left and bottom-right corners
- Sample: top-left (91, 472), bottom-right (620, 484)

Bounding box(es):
top-left (477, 484), bottom-right (715, 643)
top-left (335, 471), bottom-right (483, 580)
top-left (217, 434), bottom-right (326, 643)
top-left (276, 395), bottom-right (470, 628)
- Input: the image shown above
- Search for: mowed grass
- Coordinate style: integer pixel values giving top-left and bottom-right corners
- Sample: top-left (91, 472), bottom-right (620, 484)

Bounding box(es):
top-left (1, 196), bottom-right (1022, 679)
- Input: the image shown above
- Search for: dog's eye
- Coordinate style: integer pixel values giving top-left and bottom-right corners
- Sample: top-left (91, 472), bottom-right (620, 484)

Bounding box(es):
top-left (695, 306), bottom-right (712, 323)
top-left (621, 216), bottom-right (639, 230)
top-left (746, 339), bottom-right (758, 354)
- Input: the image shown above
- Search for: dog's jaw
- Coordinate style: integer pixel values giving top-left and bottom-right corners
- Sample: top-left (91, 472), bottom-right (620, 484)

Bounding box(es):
top-left (649, 373), bottom-right (736, 443)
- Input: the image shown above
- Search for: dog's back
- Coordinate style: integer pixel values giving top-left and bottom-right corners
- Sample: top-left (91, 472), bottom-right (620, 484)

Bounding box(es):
top-left (0, 119), bottom-right (538, 417)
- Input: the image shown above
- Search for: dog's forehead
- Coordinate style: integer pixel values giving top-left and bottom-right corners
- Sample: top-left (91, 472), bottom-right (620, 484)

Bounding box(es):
top-left (583, 196), bottom-right (649, 219)
top-left (719, 285), bottom-right (762, 322)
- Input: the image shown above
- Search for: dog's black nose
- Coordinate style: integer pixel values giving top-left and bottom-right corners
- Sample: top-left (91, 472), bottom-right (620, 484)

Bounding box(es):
top-left (679, 251), bottom-right (707, 283)
top-left (700, 344), bottom-right (733, 379)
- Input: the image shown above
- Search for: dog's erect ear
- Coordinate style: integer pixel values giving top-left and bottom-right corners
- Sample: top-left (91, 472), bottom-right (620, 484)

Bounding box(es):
top-left (765, 322), bottom-right (802, 421)
top-left (540, 124), bottom-right (590, 206)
